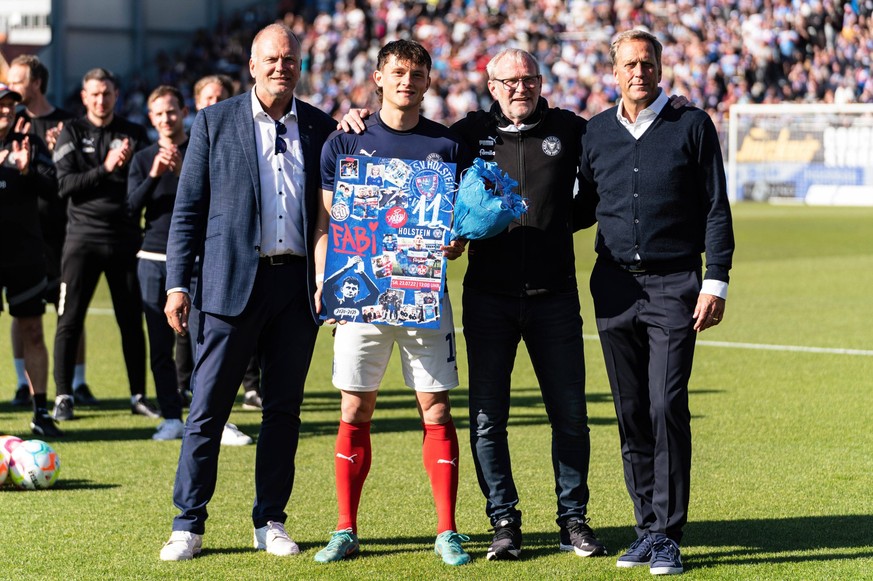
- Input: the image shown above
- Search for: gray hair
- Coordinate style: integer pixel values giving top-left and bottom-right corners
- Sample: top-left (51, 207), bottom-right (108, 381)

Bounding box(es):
top-left (486, 48), bottom-right (539, 80)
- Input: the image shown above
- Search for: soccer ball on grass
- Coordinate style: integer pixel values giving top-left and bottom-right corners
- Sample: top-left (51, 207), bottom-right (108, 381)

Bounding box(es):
top-left (0, 435), bottom-right (23, 486)
top-left (8, 439), bottom-right (60, 490)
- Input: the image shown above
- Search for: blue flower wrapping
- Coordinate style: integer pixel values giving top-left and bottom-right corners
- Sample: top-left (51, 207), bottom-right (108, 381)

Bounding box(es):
top-left (451, 157), bottom-right (527, 240)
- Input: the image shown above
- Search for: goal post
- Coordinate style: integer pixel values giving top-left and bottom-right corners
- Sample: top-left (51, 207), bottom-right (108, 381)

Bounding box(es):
top-left (727, 103), bottom-right (873, 205)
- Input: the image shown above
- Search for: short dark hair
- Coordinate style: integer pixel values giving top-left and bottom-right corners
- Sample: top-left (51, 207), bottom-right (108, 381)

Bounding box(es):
top-left (10, 54), bottom-right (49, 94)
top-left (374, 40), bottom-right (431, 99)
top-left (342, 276), bottom-right (359, 288)
top-left (147, 85), bottom-right (185, 109)
top-left (376, 39), bottom-right (432, 72)
top-left (82, 68), bottom-right (118, 89)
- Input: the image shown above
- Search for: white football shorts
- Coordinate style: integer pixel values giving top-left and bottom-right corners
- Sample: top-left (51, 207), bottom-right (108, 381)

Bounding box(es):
top-left (332, 296), bottom-right (459, 392)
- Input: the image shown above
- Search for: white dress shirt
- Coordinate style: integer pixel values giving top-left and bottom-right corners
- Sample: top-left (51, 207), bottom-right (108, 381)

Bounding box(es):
top-left (250, 90), bottom-right (307, 257)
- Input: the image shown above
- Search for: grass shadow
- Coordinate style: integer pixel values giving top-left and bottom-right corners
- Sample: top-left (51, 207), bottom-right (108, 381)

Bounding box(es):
top-left (515, 515), bottom-right (873, 568)
top-left (43, 427), bottom-right (159, 442)
top-left (300, 386), bottom-right (619, 437)
top-left (0, 479), bottom-right (120, 491)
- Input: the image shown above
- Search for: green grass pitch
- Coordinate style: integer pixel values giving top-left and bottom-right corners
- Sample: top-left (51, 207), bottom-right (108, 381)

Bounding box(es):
top-left (1, 203), bottom-right (871, 580)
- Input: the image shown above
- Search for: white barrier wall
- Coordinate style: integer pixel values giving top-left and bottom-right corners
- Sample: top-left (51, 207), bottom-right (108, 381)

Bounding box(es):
top-left (728, 103), bottom-right (873, 206)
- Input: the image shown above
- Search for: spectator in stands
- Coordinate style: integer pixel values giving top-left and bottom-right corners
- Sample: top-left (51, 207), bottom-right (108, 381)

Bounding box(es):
top-left (128, 0), bottom-right (870, 139)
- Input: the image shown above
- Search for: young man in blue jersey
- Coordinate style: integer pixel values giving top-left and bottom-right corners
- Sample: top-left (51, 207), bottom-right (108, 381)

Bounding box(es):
top-left (312, 39), bottom-right (470, 566)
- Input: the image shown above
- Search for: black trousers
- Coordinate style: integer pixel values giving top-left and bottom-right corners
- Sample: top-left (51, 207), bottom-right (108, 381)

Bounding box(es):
top-left (590, 261), bottom-right (699, 543)
top-left (463, 287), bottom-right (591, 527)
top-left (54, 238), bottom-right (145, 398)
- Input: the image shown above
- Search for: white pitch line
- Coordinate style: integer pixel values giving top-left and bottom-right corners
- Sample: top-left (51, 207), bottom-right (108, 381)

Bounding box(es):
top-left (580, 334), bottom-right (873, 357)
top-left (694, 339), bottom-right (873, 357)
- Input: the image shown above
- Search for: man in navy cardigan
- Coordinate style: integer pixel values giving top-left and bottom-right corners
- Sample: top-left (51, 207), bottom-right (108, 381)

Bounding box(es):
top-left (577, 29), bottom-right (734, 576)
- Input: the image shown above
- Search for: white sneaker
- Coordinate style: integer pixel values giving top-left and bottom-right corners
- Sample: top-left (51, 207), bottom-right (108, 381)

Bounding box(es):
top-left (160, 530), bottom-right (202, 561)
top-left (221, 423), bottom-right (253, 446)
top-left (254, 521), bottom-right (300, 556)
top-left (152, 419), bottom-right (185, 441)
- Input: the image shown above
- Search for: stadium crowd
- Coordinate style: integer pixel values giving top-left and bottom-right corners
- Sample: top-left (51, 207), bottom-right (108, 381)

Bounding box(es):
top-left (104, 0), bottom-right (873, 140)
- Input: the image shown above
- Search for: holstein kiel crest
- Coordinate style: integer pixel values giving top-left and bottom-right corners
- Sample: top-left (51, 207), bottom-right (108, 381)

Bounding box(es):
top-left (542, 136), bottom-right (561, 156)
top-left (414, 170), bottom-right (440, 200)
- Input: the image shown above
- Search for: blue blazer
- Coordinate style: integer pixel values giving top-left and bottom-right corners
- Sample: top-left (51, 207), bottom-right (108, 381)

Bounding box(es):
top-left (166, 92), bottom-right (336, 320)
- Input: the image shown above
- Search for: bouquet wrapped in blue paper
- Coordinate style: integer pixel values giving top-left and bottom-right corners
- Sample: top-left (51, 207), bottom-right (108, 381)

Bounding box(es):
top-left (451, 157), bottom-right (527, 240)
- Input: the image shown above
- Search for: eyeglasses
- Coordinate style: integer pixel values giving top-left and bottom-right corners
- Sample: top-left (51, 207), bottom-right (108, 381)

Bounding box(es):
top-left (492, 75), bottom-right (541, 91)
top-left (274, 121), bottom-right (287, 155)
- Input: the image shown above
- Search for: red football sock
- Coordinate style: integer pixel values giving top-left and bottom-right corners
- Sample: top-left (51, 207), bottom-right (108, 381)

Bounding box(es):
top-left (422, 420), bottom-right (459, 533)
top-left (335, 420), bottom-right (371, 533)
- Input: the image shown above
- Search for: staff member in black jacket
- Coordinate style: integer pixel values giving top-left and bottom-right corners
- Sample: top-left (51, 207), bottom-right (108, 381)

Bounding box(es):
top-left (0, 83), bottom-right (62, 437)
top-left (450, 48), bottom-right (606, 562)
top-left (7, 55), bottom-right (89, 410)
top-left (51, 68), bottom-right (156, 422)
top-left (577, 29), bottom-right (734, 576)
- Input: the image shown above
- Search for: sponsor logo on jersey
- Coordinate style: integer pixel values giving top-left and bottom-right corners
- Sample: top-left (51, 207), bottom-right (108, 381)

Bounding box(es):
top-left (359, 148), bottom-right (376, 156)
top-left (542, 136), bottom-right (561, 156)
top-left (425, 152), bottom-right (444, 162)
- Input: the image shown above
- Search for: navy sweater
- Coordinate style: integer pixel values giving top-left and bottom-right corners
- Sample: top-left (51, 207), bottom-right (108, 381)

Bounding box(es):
top-left (577, 104), bottom-right (734, 282)
top-left (127, 140), bottom-right (189, 254)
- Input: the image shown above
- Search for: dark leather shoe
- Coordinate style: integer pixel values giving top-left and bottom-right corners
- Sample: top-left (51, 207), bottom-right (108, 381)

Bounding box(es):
top-left (131, 395), bottom-right (161, 419)
top-left (73, 383), bottom-right (99, 405)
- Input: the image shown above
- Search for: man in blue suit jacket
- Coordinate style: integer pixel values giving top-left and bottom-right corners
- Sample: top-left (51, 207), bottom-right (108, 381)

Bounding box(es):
top-left (159, 23), bottom-right (336, 561)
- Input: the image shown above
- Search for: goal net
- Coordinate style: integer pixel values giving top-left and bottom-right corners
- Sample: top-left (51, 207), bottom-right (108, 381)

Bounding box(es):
top-left (727, 103), bottom-right (873, 205)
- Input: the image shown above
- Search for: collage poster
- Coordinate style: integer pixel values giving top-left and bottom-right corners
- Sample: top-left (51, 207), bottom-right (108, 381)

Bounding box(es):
top-left (321, 155), bottom-right (457, 328)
